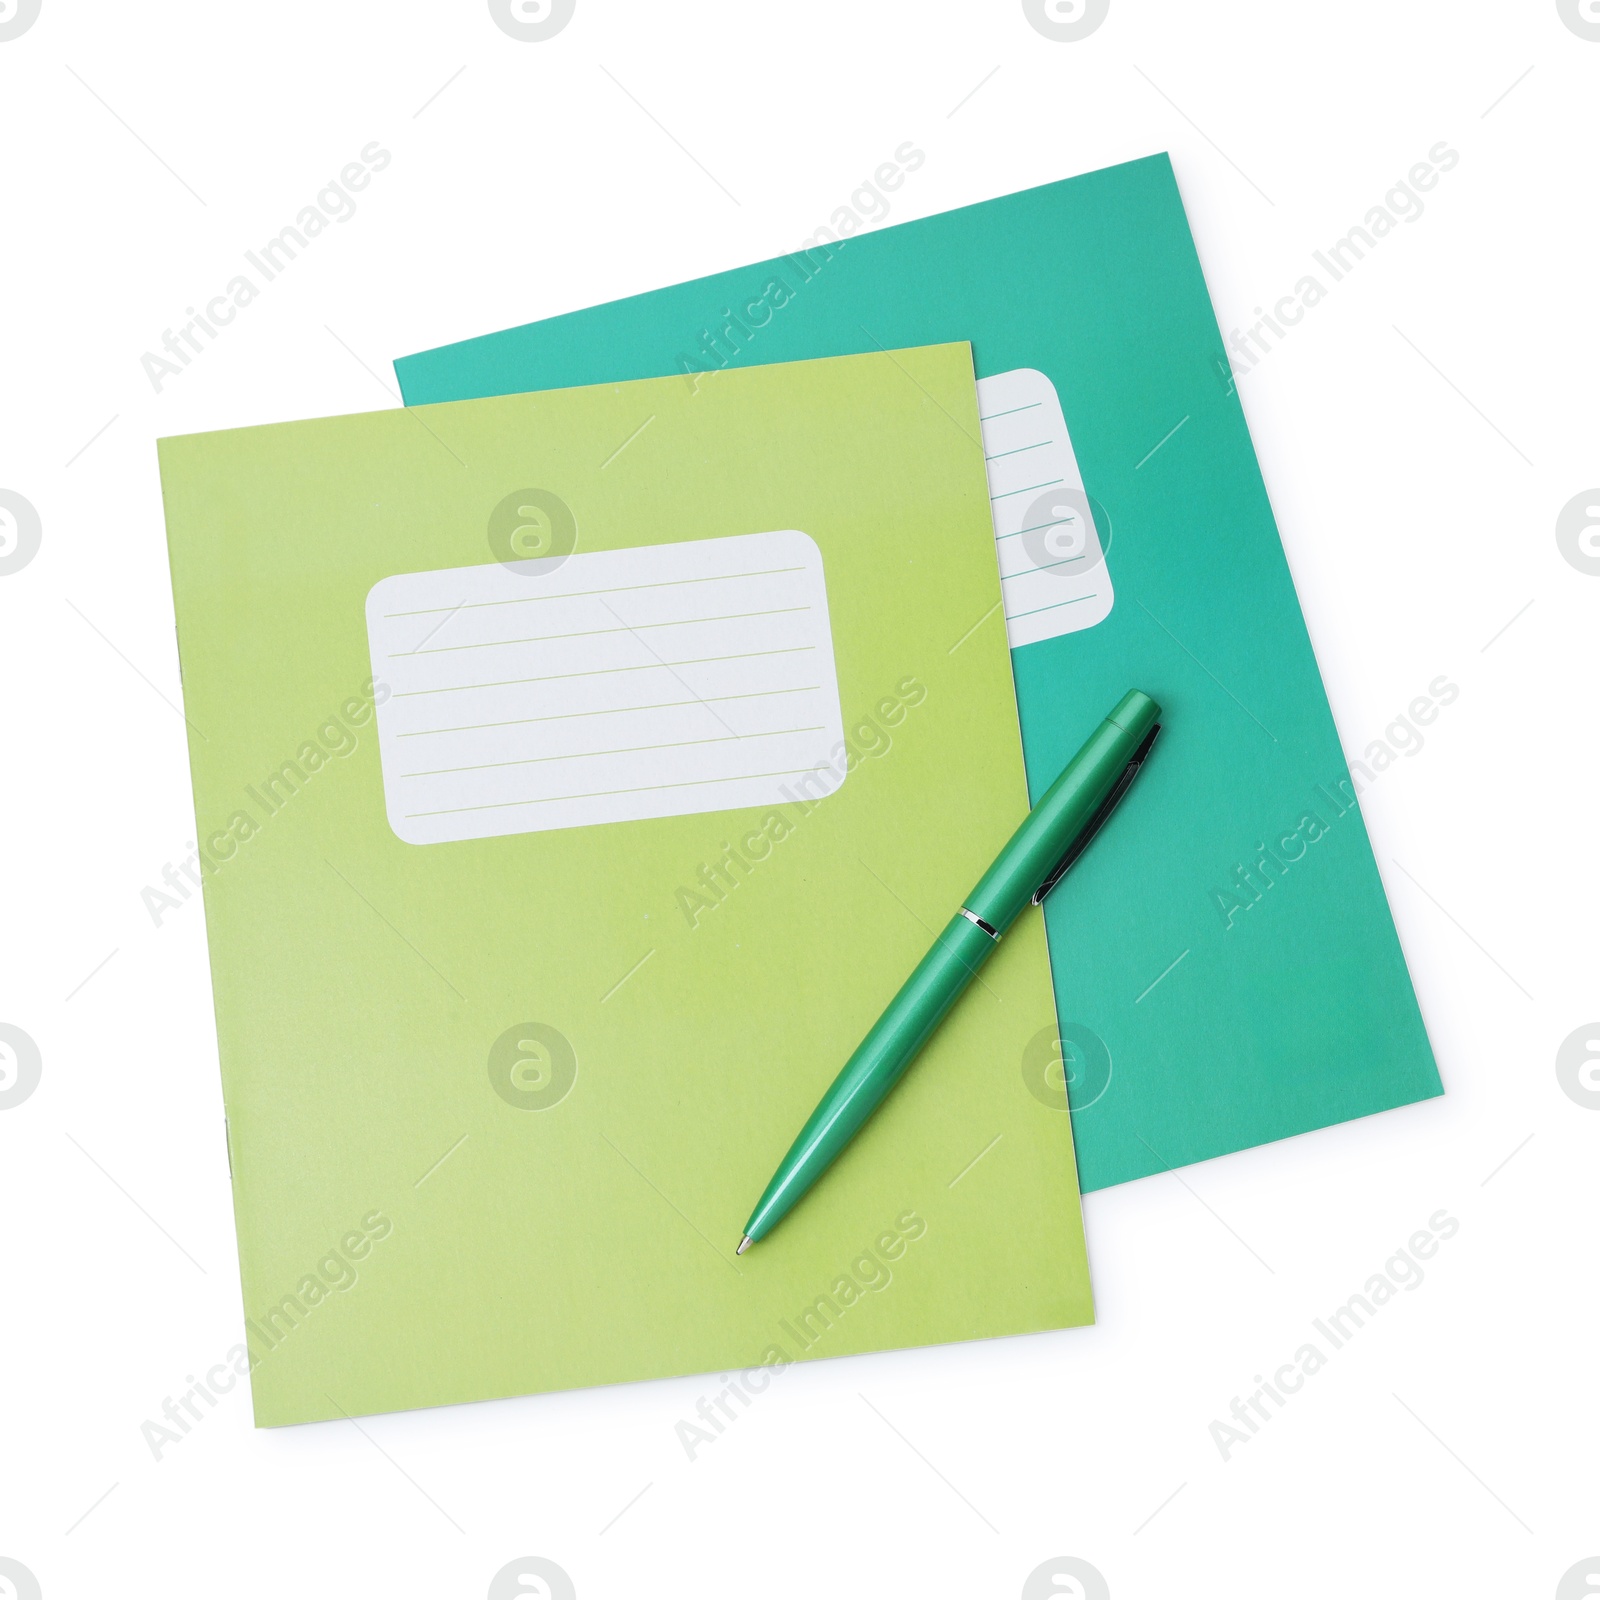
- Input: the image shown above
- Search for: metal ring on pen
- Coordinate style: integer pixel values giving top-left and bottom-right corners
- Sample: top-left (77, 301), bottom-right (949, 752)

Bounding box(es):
top-left (959, 908), bottom-right (1000, 940)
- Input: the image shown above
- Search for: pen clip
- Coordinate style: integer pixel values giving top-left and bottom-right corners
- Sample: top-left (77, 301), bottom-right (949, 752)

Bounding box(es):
top-left (1030, 723), bottom-right (1161, 907)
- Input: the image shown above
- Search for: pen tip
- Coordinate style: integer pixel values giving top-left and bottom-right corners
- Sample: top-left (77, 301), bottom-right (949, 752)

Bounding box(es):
top-left (736, 1235), bottom-right (752, 1256)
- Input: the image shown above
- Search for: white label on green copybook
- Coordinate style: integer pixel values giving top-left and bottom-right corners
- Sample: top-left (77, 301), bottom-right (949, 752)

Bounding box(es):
top-left (365, 529), bottom-right (846, 845)
top-left (976, 368), bottom-right (1114, 649)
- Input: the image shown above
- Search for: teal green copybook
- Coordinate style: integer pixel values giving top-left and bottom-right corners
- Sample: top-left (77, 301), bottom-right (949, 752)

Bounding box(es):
top-left (395, 154), bottom-right (1442, 1190)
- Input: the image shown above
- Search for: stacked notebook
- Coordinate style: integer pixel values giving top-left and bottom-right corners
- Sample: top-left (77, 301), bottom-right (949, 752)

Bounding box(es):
top-left (157, 153), bottom-right (1440, 1426)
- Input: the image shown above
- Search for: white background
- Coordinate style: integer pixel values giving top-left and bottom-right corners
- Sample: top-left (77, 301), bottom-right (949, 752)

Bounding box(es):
top-left (2, 3), bottom-right (1597, 1597)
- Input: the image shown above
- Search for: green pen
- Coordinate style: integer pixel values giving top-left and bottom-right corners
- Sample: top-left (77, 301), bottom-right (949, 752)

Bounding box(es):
top-left (737, 689), bottom-right (1162, 1254)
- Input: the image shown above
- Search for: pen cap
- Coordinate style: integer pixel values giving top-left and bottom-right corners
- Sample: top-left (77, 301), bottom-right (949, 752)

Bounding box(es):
top-left (965, 689), bottom-right (1161, 933)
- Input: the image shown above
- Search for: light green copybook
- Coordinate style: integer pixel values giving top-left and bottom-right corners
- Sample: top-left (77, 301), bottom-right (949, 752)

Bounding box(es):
top-left (157, 343), bottom-right (1094, 1426)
